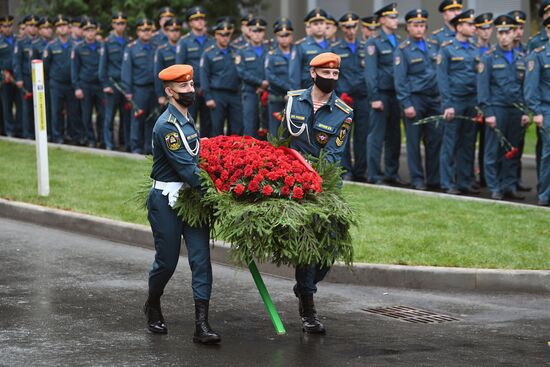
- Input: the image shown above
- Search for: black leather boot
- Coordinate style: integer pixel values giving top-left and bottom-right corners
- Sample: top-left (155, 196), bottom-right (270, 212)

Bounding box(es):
top-left (143, 297), bottom-right (167, 334)
top-left (298, 294), bottom-right (326, 334)
top-left (193, 299), bottom-right (221, 344)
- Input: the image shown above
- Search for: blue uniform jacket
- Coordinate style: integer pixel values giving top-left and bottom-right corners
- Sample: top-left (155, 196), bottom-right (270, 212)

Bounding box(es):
top-left (282, 87), bottom-right (353, 164)
top-left (528, 28), bottom-right (549, 52)
top-left (393, 37), bottom-right (439, 109)
top-left (199, 44), bottom-right (241, 101)
top-left (431, 25), bottom-right (455, 49)
top-left (31, 37), bottom-right (48, 60)
top-left (98, 33), bottom-right (128, 89)
top-left (71, 40), bottom-right (102, 89)
top-left (0, 34), bottom-right (15, 71)
top-left (524, 45), bottom-right (550, 115)
top-left (175, 32), bottom-right (215, 88)
top-left (364, 30), bottom-right (400, 101)
top-left (121, 39), bottom-right (155, 94)
top-left (332, 38), bottom-right (367, 97)
top-left (43, 38), bottom-right (74, 84)
top-left (13, 37), bottom-right (34, 80)
top-left (289, 36), bottom-right (330, 90)
top-left (154, 43), bottom-right (177, 98)
top-left (236, 43), bottom-right (269, 93)
top-left (477, 46), bottom-right (525, 117)
top-left (150, 103), bottom-right (201, 187)
top-left (265, 46), bottom-right (292, 97)
top-left (436, 38), bottom-right (479, 109)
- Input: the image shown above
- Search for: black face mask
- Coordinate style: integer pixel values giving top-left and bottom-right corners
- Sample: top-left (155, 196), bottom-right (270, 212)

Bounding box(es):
top-left (173, 91), bottom-right (195, 107)
top-left (313, 74), bottom-right (336, 94)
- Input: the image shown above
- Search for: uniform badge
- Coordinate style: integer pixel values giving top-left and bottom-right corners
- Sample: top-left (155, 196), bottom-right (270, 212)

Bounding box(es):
top-left (528, 60), bottom-right (535, 72)
top-left (164, 132), bottom-right (181, 151)
top-left (315, 132), bottom-right (329, 146)
top-left (291, 50), bottom-right (296, 60)
top-left (335, 123), bottom-right (351, 147)
top-left (200, 56), bottom-right (204, 67)
top-left (235, 55), bottom-right (241, 64)
top-left (477, 62), bottom-right (484, 74)
top-left (367, 45), bottom-right (375, 56)
top-left (394, 56), bottom-right (400, 66)
top-left (123, 51), bottom-right (129, 61)
top-left (43, 49), bottom-right (48, 58)
top-left (436, 54), bottom-right (442, 65)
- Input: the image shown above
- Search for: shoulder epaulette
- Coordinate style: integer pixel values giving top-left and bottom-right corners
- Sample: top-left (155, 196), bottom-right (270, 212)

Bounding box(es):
top-left (127, 41), bottom-right (136, 48)
top-left (158, 44), bottom-right (167, 49)
top-left (360, 40), bottom-right (367, 45)
top-left (204, 45), bottom-right (215, 52)
top-left (166, 113), bottom-right (178, 125)
top-left (432, 28), bottom-right (443, 35)
top-left (486, 47), bottom-right (496, 55)
top-left (331, 40), bottom-right (341, 47)
top-left (287, 89), bottom-right (306, 96)
top-left (181, 33), bottom-right (191, 40)
top-left (535, 45), bottom-right (546, 53)
top-left (294, 37), bottom-right (305, 45)
top-left (441, 40), bottom-right (453, 48)
top-left (335, 98), bottom-right (353, 114)
top-left (428, 38), bottom-right (438, 45)
top-left (268, 49), bottom-right (275, 55)
top-left (233, 43), bottom-right (246, 50)
top-left (47, 40), bottom-right (56, 45)
top-left (399, 40), bottom-right (410, 49)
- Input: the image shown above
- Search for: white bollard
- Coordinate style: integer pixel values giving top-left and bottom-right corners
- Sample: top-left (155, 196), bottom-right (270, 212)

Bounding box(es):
top-left (31, 60), bottom-right (49, 196)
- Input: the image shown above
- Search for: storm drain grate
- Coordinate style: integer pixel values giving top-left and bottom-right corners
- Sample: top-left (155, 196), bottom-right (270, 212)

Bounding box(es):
top-left (362, 305), bottom-right (461, 324)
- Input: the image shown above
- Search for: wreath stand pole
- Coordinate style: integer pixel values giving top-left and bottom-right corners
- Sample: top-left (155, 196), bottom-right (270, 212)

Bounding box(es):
top-left (248, 260), bottom-right (287, 335)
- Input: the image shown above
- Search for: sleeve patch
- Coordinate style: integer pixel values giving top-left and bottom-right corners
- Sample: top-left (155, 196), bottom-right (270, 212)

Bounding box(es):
top-left (165, 132), bottom-right (182, 151)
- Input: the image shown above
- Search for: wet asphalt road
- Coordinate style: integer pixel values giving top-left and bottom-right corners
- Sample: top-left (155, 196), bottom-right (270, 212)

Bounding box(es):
top-left (1, 217), bottom-right (549, 366)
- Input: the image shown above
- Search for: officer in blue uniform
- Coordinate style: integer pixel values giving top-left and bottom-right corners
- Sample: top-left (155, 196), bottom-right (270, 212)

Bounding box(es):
top-left (325, 14), bottom-right (338, 44)
top-left (437, 9), bottom-right (479, 195)
top-left (0, 16), bottom-right (18, 137)
top-left (360, 16), bottom-right (379, 43)
top-left (151, 7), bottom-right (174, 49)
top-left (528, 0), bottom-right (550, 52)
top-left (282, 52), bottom-right (352, 334)
top-left (43, 15), bottom-right (79, 144)
top-left (153, 18), bottom-right (181, 109)
top-left (145, 64), bottom-right (221, 344)
top-left (478, 15), bottom-right (529, 201)
top-left (175, 6), bottom-right (215, 138)
top-left (99, 12), bottom-right (130, 151)
top-left (265, 17), bottom-right (293, 137)
top-left (231, 14), bottom-right (254, 48)
top-left (289, 8), bottom-right (330, 90)
top-left (332, 12), bottom-right (369, 182)
top-left (235, 17), bottom-right (269, 137)
top-left (13, 15), bottom-right (39, 139)
top-left (394, 9), bottom-right (442, 191)
top-left (200, 19), bottom-right (243, 136)
top-left (365, 3), bottom-right (404, 185)
top-left (70, 16), bottom-right (83, 43)
top-left (121, 18), bottom-right (158, 154)
top-left (71, 18), bottom-right (104, 147)
top-left (432, 0), bottom-right (463, 48)
top-left (33, 17), bottom-right (54, 138)
top-left (524, 17), bottom-right (550, 206)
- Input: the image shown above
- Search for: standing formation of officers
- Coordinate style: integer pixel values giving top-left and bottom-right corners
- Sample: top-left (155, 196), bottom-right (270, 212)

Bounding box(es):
top-left (1, 0), bottom-right (550, 206)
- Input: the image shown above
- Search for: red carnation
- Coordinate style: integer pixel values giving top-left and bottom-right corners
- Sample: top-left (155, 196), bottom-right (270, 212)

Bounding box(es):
top-left (505, 147), bottom-right (519, 160)
top-left (215, 179), bottom-right (223, 190)
top-left (248, 180), bottom-right (260, 193)
top-left (473, 114), bottom-right (484, 124)
top-left (284, 175), bottom-right (295, 186)
top-left (134, 109), bottom-right (144, 118)
top-left (233, 184), bottom-right (245, 196)
top-left (340, 92), bottom-right (353, 106)
top-left (292, 186), bottom-right (304, 200)
top-left (281, 185), bottom-right (290, 197)
top-left (261, 91), bottom-right (268, 107)
top-left (23, 92), bottom-right (33, 101)
top-left (262, 185), bottom-right (274, 196)
top-left (123, 102), bottom-right (132, 111)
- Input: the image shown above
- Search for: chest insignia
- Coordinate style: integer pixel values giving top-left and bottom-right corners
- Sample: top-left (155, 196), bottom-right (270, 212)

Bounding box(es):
top-left (165, 132), bottom-right (181, 151)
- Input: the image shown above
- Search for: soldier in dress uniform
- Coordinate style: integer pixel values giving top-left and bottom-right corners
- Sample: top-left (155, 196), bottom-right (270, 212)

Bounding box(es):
top-left (232, 14), bottom-right (254, 48)
top-left (477, 14), bottom-right (529, 201)
top-left (13, 14), bottom-right (39, 139)
top-left (289, 8), bottom-right (330, 90)
top-left (99, 12), bottom-right (130, 151)
top-left (43, 15), bottom-right (80, 144)
top-left (175, 6), bottom-right (215, 137)
top-left (528, 0), bottom-right (550, 52)
top-left (33, 17), bottom-right (54, 138)
top-left (200, 19), bottom-right (243, 136)
top-left (154, 18), bottom-right (182, 109)
top-left (151, 7), bottom-right (175, 49)
top-left (432, 0), bottom-right (463, 48)
top-left (437, 9), bottom-right (479, 195)
top-left (360, 16), bottom-right (379, 43)
top-left (71, 18), bottom-right (104, 147)
top-left (236, 17), bottom-right (269, 138)
top-left (394, 9), bottom-right (442, 191)
top-left (144, 64), bottom-right (221, 344)
top-left (332, 12), bottom-right (369, 182)
top-left (121, 18), bottom-right (157, 154)
top-left (70, 16), bottom-right (83, 43)
top-left (524, 17), bottom-right (550, 206)
top-left (265, 17), bottom-right (293, 137)
top-left (282, 52), bottom-right (353, 334)
top-left (365, 3), bottom-right (405, 186)
top-left (0, 15), bottom-right (18, 137)
top-left (325, 14), bottom-right (338, 43)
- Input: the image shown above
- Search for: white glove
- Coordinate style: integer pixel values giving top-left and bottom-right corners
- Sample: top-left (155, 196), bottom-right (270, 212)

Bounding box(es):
top-left (162, 182), bottom-right (184, 208)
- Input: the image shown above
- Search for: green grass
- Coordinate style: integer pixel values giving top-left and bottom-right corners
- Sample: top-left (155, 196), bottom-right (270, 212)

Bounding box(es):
top-left (1, 140), bottom-right (549, 270)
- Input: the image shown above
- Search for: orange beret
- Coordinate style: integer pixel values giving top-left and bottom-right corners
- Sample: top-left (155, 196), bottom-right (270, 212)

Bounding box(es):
top-left (309, 52), bottom-right (341, 69)
top-left (158, 64), bottom-right (194, 82)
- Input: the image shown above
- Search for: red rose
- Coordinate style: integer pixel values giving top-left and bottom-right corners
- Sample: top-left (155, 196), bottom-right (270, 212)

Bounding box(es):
top-left (262, 185), bottom-right (274, 196)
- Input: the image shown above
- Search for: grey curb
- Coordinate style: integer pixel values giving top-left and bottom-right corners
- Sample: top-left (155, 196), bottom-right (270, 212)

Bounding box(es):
top-left (1, 198), bottom-right (549, 294)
